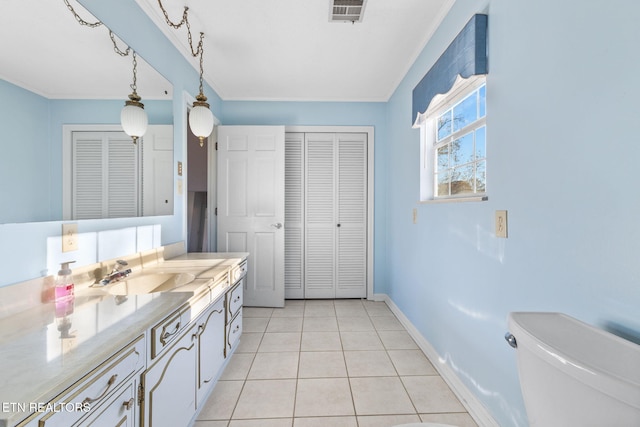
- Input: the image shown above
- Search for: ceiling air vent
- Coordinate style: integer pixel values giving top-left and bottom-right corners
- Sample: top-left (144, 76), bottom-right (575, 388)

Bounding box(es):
top-left (330, 0), bottom-right (367, 23)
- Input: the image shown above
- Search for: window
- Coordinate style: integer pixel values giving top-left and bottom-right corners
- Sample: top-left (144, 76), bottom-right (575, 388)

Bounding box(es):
top-left (419, 76), bottom-right (486, 202)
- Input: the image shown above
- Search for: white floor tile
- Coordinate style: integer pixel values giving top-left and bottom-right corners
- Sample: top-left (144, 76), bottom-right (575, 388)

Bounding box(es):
top-left (343, 351), bottom-right (396, 377)
top-left (298, 351), bottom-right (347, 378)
top-left (267, 317), bottom-right (304, 333)
top-left (259, 332), bottom-right (302, 352)
top-left (349, 376), bottom-right (416, 415)
top-left (248, 352), bottom-right (299, 379)
top-left (198, 380), bottom-right (244, 420)
top-left (236, 332), bottom-right (263, 353)
top-left (233, 379), bottom-right (297, 419)
top-left (229, 418), bottom-right (293, 427)
top-left (337, 316), bottom-right (374, 332)
top-left (219, 353), bottom-right (255, 381)
top-left (295, 378), bottom-right (355, 417)
top-left (402, 376), bottom-right (466, 413)
top-left (357, 414), bottom-right (422, 427)
top-left (294, 416), bottom-right (357, 427)
top-left (302, 316), bottom-right (339, 332)
top-left (301, 331), bottom-right (342, 351)
top-left (377, 330), bottom-right (419, 350)
top-left (420, 412), bottom-right (479, 427)
top-left (387, 349), bottom-right (437, 376)
top-left (340, 331), bottom-right (384, 350)
top-left (200, 300), bottom-right (478, 427)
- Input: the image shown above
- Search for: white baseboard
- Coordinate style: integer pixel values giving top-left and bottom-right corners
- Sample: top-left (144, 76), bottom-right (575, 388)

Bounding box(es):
top-left (377, 293), bottom-right (500, 427)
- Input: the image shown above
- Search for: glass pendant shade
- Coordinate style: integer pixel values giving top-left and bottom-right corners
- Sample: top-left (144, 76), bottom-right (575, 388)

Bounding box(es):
top-left (189, 97), bottom-right (214, 147)
top-left (121, 95), bottom-right (148, 144)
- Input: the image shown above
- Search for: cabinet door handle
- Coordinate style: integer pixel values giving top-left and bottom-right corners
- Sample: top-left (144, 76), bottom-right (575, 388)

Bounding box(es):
top-left (271, 222), bottom-right (283, 229)
top-left (160, 322), bottom-right (181, 345)
top-left (82, 374), bottom-right (117, 405)
top-left (233, 295), bottom-right (241, 303)
top-left (123, 398), bottom-right (134, 410)
top-left (233, 324), bottom-right (240, 334)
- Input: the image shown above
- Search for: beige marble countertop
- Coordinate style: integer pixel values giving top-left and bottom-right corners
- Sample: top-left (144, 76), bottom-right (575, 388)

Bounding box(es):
top-left (0, 252), bottom-right (248, 427)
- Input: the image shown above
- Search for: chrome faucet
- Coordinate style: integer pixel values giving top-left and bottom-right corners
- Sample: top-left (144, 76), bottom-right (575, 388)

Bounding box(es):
top-left (100, 260), bottom-right (132, 286)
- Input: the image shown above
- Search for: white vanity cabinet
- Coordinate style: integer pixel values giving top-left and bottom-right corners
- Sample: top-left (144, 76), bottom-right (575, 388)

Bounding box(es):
top-left (5, 253), bottom-right (247, 427)
top-left (225, 260), bottom-right (246, 356)
top-left (141, 274), bottom-right (240, 427)
top-left (18, 335), bottom-right (146, 427)
top-left (141, 320), bottom-right (199, 427)
top-left (195, 297), bottom-right (226, 406)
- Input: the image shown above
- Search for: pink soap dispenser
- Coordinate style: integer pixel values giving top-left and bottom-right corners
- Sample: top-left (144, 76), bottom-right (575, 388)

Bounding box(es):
top-left (55, 261), bottom-right (76, 304)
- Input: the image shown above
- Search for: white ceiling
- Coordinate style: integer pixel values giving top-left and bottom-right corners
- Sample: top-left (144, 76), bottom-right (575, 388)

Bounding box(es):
top-left (0, 0), bottom-right (172, 101)
top-left (1, 0), bottom-right (453, 103)
top-left (136, 0), bottom-right (455, 102)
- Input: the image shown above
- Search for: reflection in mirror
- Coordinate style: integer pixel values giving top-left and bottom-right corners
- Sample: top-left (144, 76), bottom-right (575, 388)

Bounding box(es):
top-left (0, 0), bottom-right (174, 223)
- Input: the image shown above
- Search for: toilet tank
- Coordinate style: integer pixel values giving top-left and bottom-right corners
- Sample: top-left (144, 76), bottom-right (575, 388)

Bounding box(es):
top-left (507, 312), bottom-right (640, 427)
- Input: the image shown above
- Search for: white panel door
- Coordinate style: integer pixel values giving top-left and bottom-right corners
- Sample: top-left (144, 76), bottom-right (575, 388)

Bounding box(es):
top-left (142, 125), bottom-right (174, 216)
top-left (217, 126), bottom-right (285, 308)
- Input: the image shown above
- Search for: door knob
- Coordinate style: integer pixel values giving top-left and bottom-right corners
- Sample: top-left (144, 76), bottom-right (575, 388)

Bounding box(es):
top-left (271, 222), bottom-right (283, 229)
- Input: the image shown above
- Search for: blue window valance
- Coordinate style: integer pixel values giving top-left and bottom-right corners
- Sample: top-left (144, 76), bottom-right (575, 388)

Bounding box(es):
top-left (412, 14), bottom-right (488, 125)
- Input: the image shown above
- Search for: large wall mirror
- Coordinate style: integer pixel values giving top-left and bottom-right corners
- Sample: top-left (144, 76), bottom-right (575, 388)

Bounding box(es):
top-left (0, 1), bottom-right (174, 224)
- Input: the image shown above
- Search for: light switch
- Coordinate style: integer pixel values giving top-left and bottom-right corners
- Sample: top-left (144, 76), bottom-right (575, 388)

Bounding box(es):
top-left (62, 223), bottom-right (78, 252)
top-left (412, 208), bottom-right (418, 224)
top-left (495, 210), bottom-right (508, 238)
top-left (177, 179), bottom-right (184, 196)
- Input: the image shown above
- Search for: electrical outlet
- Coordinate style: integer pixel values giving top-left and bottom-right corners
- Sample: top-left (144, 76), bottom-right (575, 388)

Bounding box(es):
top-left (62, 223), bottom-right (78, 252)
top-left (412, 208), bottom-right (418, 224)
top-left (495, 210), bottom-right (508, 238)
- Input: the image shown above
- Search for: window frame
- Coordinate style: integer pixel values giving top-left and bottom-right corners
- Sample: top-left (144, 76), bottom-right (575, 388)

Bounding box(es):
top-left (419, 75), bottom-right (487, 203)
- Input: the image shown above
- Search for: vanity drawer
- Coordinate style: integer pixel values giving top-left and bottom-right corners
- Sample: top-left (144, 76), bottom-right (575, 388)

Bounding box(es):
top-left (226, 310), bottom-right (242, 356)
top-left (74, 380), bottom-right (136, 427)
top-left (230, 260), bottom-right (248, 284)
top-left (226, 281), bottom-right (243, 321)
top-left (151, 310), bottom-right (183, 359)
top-left (38, 335), bottom-right (145, 427)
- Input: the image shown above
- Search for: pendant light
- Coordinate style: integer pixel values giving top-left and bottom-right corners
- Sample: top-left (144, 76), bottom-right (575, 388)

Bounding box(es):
top-left (189, 47), bottom-right (214, 147)
top-left (156, 1), bottom-right (213, 147)
top-left (120, 52), bottom-right (148, 144)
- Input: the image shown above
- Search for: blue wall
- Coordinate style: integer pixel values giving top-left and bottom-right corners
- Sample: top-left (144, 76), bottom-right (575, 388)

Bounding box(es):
top-left (386, 0), bottom-right (640, 425)
top-left (0, 80), bottom-right (51, 223)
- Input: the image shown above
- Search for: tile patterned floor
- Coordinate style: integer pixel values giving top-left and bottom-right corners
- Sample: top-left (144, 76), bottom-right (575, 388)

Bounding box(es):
top-left (195, 299), bottom-right (479, 427)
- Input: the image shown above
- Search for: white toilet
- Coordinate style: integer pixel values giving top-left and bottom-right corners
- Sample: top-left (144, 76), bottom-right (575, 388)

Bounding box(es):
top-left (507, 312), bottom-right (640, 426)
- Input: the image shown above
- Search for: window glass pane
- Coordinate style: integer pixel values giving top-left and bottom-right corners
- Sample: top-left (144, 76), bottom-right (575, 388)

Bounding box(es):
top-left (436, 170), bottom-right (450, 197)
top-left (453, 91), bottom-right (478, 132)
top-left (437, 109), bottom-right (452, 141)
top-left (475, 126), bottom-right (486, 159)
top-left (479, 85), bottom-right (486, 118)
top-left (437, 145), bottom-right (449, 172)
top-left (476, 160), bottom-right (486, 192)
top-left (451, 164), bottom-right (475, 195)
top-left (451, 133), bottom-right (474, 167)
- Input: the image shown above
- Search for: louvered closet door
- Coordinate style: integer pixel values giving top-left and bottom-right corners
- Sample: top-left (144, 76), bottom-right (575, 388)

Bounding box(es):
top-left (302, 132), bottom-right (367, 299)
top-left (72, 131), bottom-right (139, 219)
top-left (335, 133), bottom-right (367, 298)
top-left (285, 133), bottom-right (305, 299)
top-left (305, 133), bottom-right (336, 299)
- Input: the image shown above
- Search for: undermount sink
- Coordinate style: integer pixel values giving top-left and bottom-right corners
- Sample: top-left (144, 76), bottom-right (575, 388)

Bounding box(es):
top-left (107, 272), bottom-right (196, 295)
